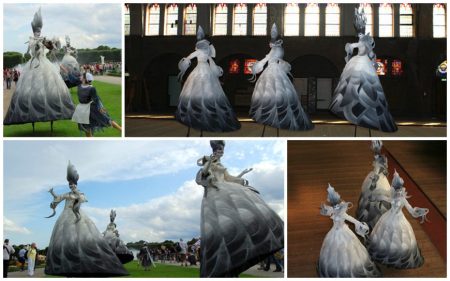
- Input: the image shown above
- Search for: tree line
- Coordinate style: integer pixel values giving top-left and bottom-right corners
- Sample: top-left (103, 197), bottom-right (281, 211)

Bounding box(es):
top-left (3, 45), bottom-right (121, 69)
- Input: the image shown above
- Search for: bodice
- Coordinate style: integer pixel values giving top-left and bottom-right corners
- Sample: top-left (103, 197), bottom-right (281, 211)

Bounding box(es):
top-left (391, 189), bottom-right (406, 212)
top-left (356, 35), bottom-right (374, 57)
top-left (29, 37), bottom-right (45, 58)
top-left (62, 192), bottom-right (86, 210)
top-left (331, 210), bottom-right (346, 227)
top-left (268, 46), bottom-right (284, 64)
top-left (209, 162), bottom-right (226, 182)
top-left (196, 51), bottom-right (210, 63)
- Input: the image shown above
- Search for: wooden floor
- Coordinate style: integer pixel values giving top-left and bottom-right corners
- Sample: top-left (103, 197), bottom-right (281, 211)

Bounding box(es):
top-left (383, 141), bottom-right (446, 217)
top-left (125, 118), bottom-right (446, 137)
top-left (287, 141), bottom-right (446, 277)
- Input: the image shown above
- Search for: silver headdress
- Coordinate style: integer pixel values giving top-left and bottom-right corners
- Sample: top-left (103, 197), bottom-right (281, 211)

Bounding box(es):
top-left (270, 23), bottom-right (283, 47)
top-left (197, 25), bottom-right (205, 41)
top-left (270, 23), bottom-right (278, 41)
top-left (110, 209), bottom-right (116, 223)
top-left (327, 183), bottom-right (341, 206)
top-left (354, 7), bottom-right (367, 35)
top-left (31, 7), bottom-right (43, 33)
top-left (67, 161), bottom-right (79, 185)
top-left (195, 25), bottom-right (210, 51)
top-left (210, 140), bottom-right (225, 152)
top-left (371, 140), bottom-right (383, 155)
top-left (391, 170), bottom-right (404, 190)
top-left (65, 35), bottom-right (71, 47)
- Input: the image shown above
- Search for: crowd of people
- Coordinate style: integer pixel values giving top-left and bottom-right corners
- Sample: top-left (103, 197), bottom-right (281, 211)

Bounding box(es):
top-left (3, 68), bottom-right (20, 90)
top-left (3, 239), bottom-right (39, 278)
top-left (80, 62), bottom-right (121, 76)
top-left (3, 236), bottom-right (284, 277)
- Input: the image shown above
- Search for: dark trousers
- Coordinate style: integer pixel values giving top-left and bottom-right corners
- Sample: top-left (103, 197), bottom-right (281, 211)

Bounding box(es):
top-left (264, 254), bottom-right (282, 271)
top-left (3, 259), bottom-right (10, 278)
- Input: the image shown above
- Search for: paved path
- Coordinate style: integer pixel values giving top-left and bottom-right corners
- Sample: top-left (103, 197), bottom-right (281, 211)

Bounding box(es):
top-left (156, 261), bottom-right (284, 278)
top-left (7, 263), bottom-right (284, 278)
top-left (8, 267), bottom-right (46, 278)
top-left (93, 75), bottom-right (121, 85)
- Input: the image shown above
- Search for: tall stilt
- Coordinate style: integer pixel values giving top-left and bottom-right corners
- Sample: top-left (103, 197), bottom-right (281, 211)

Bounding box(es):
top-left (186, 127), bottom-right (191, 137)
top-left (50, 121), bottom-right (54, 135)
top-left (354, 125), bottom-right (357, 137)
top-left (32, 122), bottom-right (35, 134)
top-left (369, 128), bottom-right (372, 137)
top-left (261, 125), bottom-right (266, 137)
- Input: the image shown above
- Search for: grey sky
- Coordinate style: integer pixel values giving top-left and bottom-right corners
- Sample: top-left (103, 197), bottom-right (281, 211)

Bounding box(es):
top-left (4, 3), bottom-right (122, 52)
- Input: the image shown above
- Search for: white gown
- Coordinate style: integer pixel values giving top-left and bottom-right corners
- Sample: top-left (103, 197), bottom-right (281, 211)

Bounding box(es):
top-left (197, 159), bottom-right (284, 277)
top-left (318, 203), bottom-right (381, 277)
top-left (60, 47), bottom-right (81, 88)
top-left (175, 46), bottom-right (241, 132)
top-left (356, 156), bottom-right (391, 229)
top-left (4, 36), bottom-right (75, 125)
top-left (329, 35), bottom-right (397, 132)
top-left (45, 191), bottom-right (128, 277)
top-left (103, 222), bottom-right (134, 264)
top-left (250, 46), bottom-right (313, 130)
top-left (368, 188), bottom-right (428, 268)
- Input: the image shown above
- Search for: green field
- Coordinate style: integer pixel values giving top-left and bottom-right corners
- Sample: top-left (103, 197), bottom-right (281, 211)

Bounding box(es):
top-left (3, 81), bottom-right (122, 137)
top-left (120, 261), bottom-right (255, 278)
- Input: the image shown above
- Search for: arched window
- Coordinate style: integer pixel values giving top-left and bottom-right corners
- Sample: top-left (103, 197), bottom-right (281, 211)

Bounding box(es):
top-left (233, 4), bottom-right (248, 35)
top-left (305, 3), bottom-right (320, 36)
top-left (124, 4), bottom-right (130, 36)
top-left (145, 4), bottom-right (160, 36)
top-left (253, 3), bottom-right (267, 35)
top-left (213, 4), bottom-right (228, 35)
top-left (433, 4), bottom-right (446, 38)
top-left (164, 4), bottom-right (178, 36)
top-left (183, 4), bottom-right (197, 35)
top-left (359, 4), bottom-right (373, 35)
top-left (325, 3), bottom-right (340, 36)
top-left (399, 3), bottom-right (414, 37)
top-left (284, 4), bottom-right (300, 36)
top-left (378, 4), bottom-right (393, 37)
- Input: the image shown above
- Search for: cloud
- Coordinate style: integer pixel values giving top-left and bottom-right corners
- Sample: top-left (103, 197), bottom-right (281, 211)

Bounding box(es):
top-left (84, 180), bottom-right (203, 243)
top-left (4, 141), bottom-right (207, 201)
top-left (4, 140), bottom-right (285, 247)
top-left (4, 217), bottom-right (31, 235)
top-left (83, 161), bottom-right (284, 244)
top-left (4, 4), bottom-right (122, 52)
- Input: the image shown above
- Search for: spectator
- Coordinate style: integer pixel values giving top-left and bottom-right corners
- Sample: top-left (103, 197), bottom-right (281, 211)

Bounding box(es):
top-left (5, 69), bottom-right (12, 89)
top-left (18, 245), bottom-right (27, 271)
top-left (3, 239), bottom-right (15, 278)
top-left (179, 239), bottom-right (188, 267)
top-left (27, 243), bottom-right (37, 277)
top-left (13, 69), bottom-right (19, 86)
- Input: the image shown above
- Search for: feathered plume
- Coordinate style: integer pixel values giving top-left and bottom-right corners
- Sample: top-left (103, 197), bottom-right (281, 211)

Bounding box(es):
top-left (327, 183), bottom-right (341, 206)
top-left (197, 25), bottom-right (205, 41)
top-left (66, 161), bottom-right (79, 185)
top-left (354, 7), bottom-right (367, 35)
top-left (391, 170), bottom-right (404, 190)
top-left (31, 7), bottom-right (43, 33)
top-left (65, 35), bottom-right (71, 46)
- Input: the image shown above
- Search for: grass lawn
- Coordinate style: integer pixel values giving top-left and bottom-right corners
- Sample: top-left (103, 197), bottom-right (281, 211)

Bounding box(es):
top-left (3, 81), bottom-right (122, 137)
top-left (120, 261), bottom-right (255, 278)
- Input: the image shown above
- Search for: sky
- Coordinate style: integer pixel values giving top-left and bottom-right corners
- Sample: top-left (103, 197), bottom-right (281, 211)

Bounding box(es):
top-left (3, 140), bottom-right (285, 249)
top-left (4, 3), bottom-right (122, 52)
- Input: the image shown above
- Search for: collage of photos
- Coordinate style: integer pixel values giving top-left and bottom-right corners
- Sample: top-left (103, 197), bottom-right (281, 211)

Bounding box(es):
top-left (2, 1), bottom-right (447, 279)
